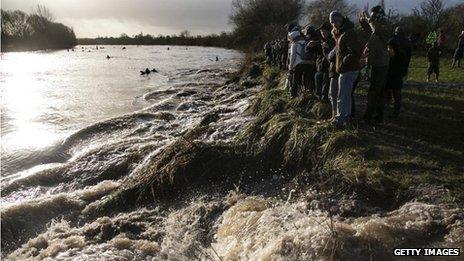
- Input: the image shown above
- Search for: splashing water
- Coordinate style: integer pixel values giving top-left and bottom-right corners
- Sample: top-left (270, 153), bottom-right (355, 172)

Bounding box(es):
top-left (1, 46), bottom-right (463, 260)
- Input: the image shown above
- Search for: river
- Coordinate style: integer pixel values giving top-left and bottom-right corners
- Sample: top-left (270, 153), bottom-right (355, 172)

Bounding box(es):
top-left (1, 45), bottom-right (242, 176)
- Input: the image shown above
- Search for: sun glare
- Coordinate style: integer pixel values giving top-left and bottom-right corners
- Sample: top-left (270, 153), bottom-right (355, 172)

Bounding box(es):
top-left (1, 53), bottom-right (63, 151)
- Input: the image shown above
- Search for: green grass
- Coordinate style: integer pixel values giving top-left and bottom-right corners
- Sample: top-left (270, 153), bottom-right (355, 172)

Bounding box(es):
top-left (241, 60), bottom-right (464, 208)
top-left (407, 56), bottom-right (464, 83)
top-left (351, 86), bottom-right (464, 204)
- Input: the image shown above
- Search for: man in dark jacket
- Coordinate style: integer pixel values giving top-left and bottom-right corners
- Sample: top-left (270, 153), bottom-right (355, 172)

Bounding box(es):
top-left (360, 5), bottom-right (392, 125)
top-left (392, 27), bottom-right (412, 75)
top-left (303, 25), bottom-right (320, 93)
top-left (315, 22), bottom-right (335, 102)
top-left (330, 11), bottom-right (361, 126)
top-left (452, 30), bottom-right (464, 68)
top-left (427, 42), bottom-right (440, 83)
top-left (385, 39), bottom-right (408, 117)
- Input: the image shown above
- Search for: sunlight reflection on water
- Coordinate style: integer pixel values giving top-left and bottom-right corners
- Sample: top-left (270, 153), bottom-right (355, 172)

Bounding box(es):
top-left (1, 46), bottom-right (242, 175)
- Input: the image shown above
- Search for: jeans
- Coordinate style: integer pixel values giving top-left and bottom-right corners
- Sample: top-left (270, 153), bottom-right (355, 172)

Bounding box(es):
top-left (335, 71), bottom-right (359, 124)
top-left (315, 71), bottom-right (330, 101)
top-left (329, 75), bottom-right (339, 113)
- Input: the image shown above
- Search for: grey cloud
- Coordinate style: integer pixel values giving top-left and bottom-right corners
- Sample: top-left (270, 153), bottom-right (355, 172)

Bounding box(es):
top-left (3, 0), bottom-right (232, 29)
top-left (2, 0), bottom-right (461, 37)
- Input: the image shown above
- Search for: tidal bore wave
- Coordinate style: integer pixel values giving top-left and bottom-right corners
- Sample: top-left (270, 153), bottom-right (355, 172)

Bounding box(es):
top-left (1, 56), bottom-right (463, 260)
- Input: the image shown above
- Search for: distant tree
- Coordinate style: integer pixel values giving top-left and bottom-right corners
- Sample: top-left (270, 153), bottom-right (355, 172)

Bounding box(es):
top-left (398, 14), bottom-right (429, 50)
top-left (305, 0), bottom-right (356, 27)
top-left (414, 0), bottom-right (445, 30)
top-left (1, 10), bottom-right (31, 38)
top-left (446, 3), bottom-right (464, 26)
top-left (443, 3), bottom-right (464, 49)
top-left (34, 5), bottom-right (55, 22)
top-left (230, 0), bottom-right (304, 50)
top-left (394, 1), bottom-right (464, 52)
top-left (77, 32), bottom-right (235, 49)
top-left (1, 6), bottom-right (76, 51)
top-left (180, 30), bottom-right (191, 38)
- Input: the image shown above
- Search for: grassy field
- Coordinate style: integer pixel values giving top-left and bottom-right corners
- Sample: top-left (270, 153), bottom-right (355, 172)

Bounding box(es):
top-left (407, 55), bottom-right (464, 83)
top-left (352, 86), bottom-right (464, 204)
top-left (253, 54), bottom-right (464, 207)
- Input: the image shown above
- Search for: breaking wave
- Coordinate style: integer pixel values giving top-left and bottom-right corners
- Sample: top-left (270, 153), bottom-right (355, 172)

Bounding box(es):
top-left (2, 50), bottom-right (463, 260)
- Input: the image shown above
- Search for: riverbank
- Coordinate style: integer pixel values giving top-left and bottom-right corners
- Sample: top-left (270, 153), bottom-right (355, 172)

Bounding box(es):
top-left (3, 54), bottom-right (463, 260)
top-left (1, 44), bottom-right (76, 52)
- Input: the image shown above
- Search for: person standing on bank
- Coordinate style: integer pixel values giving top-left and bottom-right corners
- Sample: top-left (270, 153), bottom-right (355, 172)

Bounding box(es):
top-left (385, 39), bottom-right (408, 118)
top-left (437, 29), bottom-right (447, 51)
top-left (328, 46), bottom-right (338, 120)
top-left (288, 28), bottom-right (307, 98)
top-left (315, 22), bottom-right (335, 102)
top-left (427, 42), bottom-right (440, 83)
top-left (302, 25), bottom-right (320, 93)
top-left (330, 11), bottom-right (361, 126)
top-left (452, 30), bottom-right (464, 68)
top-left (359, 5), bottom-right (392, 125)
top-left (392, 26), bottom-right (412, 77)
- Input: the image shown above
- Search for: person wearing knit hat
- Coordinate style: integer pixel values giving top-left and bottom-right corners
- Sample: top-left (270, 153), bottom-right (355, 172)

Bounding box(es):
top-left (385, 39), bottom-right (408, 118)
top-left (329, 11), bottom-right (361, 126)
top-left (302, 25), bottom-right (319, 93)
top-left (371, 5), bottom-right (385, 17)
top-left (359, 5), bottom-right (392, 125)
top-left (287, 22), bottom-right (300, 33)
top-left (392, 26), bottom-right (412, 74)
top-left (287, 30), bottom-right (308, 98)
top-left (329, 11), bottom-right (343, 28)
top-left (315, 21), bottom-right (335, 102)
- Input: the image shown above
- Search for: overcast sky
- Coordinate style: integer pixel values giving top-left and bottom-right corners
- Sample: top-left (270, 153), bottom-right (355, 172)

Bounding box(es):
top-left (1, 0), bottom-right (459, 38)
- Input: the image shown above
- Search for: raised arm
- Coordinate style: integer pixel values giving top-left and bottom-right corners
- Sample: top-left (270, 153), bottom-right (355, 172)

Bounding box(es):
top-left (359, 12), bottom-right (372, 35)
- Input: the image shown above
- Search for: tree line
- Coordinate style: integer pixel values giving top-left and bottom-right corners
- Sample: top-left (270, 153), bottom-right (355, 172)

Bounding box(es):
top-left (1, 5), bottom-right (77, 52)
top-left (78, 30), bottom-right (235, 49)
top-left (230, 0), bottom-right (464, 52)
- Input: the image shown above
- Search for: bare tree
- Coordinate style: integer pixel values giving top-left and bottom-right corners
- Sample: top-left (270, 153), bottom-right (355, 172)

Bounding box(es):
top-left (305, 0), bottom-right (356, 27)
top-left (180, 30), bottom-right (191, 38)
top-left (414, 0), bottom-right (445, 30)
top-left (1, 10), bottom-right (31, 38)
top-left (445, 3), bottom-right (464, 30)
top-left (34, 5), bottom-right (55, 22)
top-left (230, 0), bottom-right (304, 49)
top-left (1, 5), bottom-right (76, 51)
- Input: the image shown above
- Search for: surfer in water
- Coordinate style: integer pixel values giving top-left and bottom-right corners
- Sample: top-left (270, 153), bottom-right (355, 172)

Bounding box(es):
top-left (140, 68), bottom-right (157, 75)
